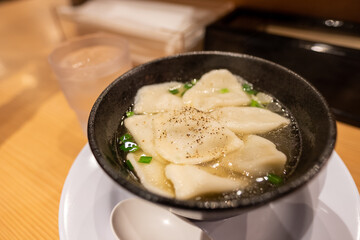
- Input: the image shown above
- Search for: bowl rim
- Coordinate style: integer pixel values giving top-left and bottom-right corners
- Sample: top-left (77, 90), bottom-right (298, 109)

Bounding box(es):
top-left (88, 50), bottom-right (337, 211)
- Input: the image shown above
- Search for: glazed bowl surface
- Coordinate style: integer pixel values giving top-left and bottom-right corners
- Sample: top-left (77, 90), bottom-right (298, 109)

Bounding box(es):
top-left (88, 51), bottom-right (336, 220)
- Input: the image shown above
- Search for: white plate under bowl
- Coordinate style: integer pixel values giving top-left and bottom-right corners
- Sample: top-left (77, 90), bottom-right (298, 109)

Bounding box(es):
top-left (59, 144), bottom-right (360, 240)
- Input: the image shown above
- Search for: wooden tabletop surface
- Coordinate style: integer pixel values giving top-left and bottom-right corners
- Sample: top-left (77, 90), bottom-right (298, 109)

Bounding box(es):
top-left (0, 0), bottom-right (359, 239)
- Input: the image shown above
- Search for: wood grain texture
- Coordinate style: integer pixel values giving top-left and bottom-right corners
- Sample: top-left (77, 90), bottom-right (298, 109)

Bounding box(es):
top-left (0, 1), bottom-right (86, 239)
top-left (335, 122), bottom-right (360, 191)
top-left (0, 0), bottom-right (359, 239)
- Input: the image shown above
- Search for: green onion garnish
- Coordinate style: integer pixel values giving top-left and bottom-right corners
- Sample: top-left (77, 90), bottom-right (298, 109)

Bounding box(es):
top-left (181, 79), bottom-right (198, 96)
top-left (219, 88), bottom-right (229, 93)
top-left (169, 88), bottom-right (180, 94)
top-left (266, 173), bottom-right (283, 185)
top-left (119, 133), bottom-right (132, 143)
top-left (126, 111), bottom-right (135, 117)
top-left (242, 83), bottom-right (257, 95)
top-left (138, 156), bottom-right (152, 163)
top-left (118, 134), bottom-right (139, 152)
top-left (126, 159), bottom-right (134, 171)
top-left (250, 99), bottom-right (264, 108)
top-left (184, 82), bottom-right (193, 89)
top-left (191, 79), bottom-right (198, 85)
top-left (128, 145), bottom-right (140, 152)
top-left (120, 142), bottom-right (139, 152)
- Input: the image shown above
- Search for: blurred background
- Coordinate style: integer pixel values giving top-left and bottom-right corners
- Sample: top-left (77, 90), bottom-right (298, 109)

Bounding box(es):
top-left (2, 0), bottom-right (360, 129)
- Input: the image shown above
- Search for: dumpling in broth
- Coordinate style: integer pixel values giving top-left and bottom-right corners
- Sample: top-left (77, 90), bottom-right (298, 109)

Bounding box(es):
top-left (220, 135), bottom-right (287, 177)
top-left (165, 164), bottom-right (248, 200)
top-left (127, 151), bottom-right (174, 198)
top-left (133, 82), bottom-right (184, 114)
top-left (182, 69), bottom-right (250, 111)
top-left (210, 107), bottom-right (290, 134)
top-left (152, 106), bottom-right (243, 164)
top-left (119, 69), bottom-right (297, 201)
top-left (124, 114), bottom-right (161, 160)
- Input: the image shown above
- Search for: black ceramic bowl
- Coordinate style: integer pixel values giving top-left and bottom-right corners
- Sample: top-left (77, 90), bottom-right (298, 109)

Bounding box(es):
top-left (88, 51), bottom-right (336, 220)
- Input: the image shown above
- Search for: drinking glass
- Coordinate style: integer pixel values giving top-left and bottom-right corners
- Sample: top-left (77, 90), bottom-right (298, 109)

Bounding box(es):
top-left (49, 32), bottom-right (132, 133)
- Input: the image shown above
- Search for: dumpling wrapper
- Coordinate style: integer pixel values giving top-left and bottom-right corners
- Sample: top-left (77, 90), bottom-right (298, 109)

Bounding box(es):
top-left (125, 114), bottom-right (165, 162)
top-left (127, 151), bottom-right (174, 198)
top-left (153, 106), bottom-right (244, 164)
top-left (165, 164), bottom-right (248, 200)
top-left (210, 107), bottom-right (290, 134)
top-left (133, 82), bottom-right (184, 114)
top-left (182, 69), bottom-right (250, 111)
top-left (221, 135), bottom-right (286, 177)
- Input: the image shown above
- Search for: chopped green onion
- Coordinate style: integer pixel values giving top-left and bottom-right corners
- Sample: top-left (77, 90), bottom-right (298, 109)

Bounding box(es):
top-left (219, 88), bottom-right (229, 93)
top-left (168, 87), bottom-right (180, 94)
top-left (242, 83), bottom-right (258, 95)
top-left (126, 111), bottom-right (135, 117)
top-left (128, 145), bottom-right (140, 152)
top-left (181, 85), bottom-right (192, 96)
top-left (184, 82), bottom-right (194, 89)
top-left (120, 141), bottom-right (139, 152)
top-left (119, 133), bottom-right (132, 144)
top-left (266, 173), bottom-right (283, 185)
top-left (138, 156), bottom-right (152, 163)
top-left (180, 79), bottom-right (198, 96)
top-left (126, 159), bottom-right (134, 171)
top-left (250, 99), bottom-right (264, 108)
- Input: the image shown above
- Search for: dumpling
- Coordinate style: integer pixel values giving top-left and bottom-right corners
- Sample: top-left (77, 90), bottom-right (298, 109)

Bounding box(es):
top-left (124, 114), bottom-right (165, 161)
top-left (210, 107), bottom-right (290, 134)
top-left (124, 114), bottom-right (155, 156)
top-left (133, 82), bottom-right (184, 114)
top-left (153, 106), bottom-right (243, 164)
top-left (220, 135), bottom-right (286, 177)
top-left (127, 151), bottom-right (174, 198)
top-left (165, 164), bottom-right (248, 200)
top-left (182, 69), bottom-right (250, 111)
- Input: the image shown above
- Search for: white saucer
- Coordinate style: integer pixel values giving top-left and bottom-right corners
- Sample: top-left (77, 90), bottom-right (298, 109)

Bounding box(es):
top-left (59, 144), bottom-right (360, 240)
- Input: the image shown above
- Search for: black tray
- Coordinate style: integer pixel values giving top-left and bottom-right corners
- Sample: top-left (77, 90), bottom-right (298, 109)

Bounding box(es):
top-left (205, 8), bottom-right (360, 127)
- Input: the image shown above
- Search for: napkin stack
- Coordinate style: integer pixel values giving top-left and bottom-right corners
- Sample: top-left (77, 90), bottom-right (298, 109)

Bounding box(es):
top-left (57, 0), bottom-right (234, 65)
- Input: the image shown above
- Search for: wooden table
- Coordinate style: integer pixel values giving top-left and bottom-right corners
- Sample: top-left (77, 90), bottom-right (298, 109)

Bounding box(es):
top-left (0, 0), bottom-right (359, 239)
